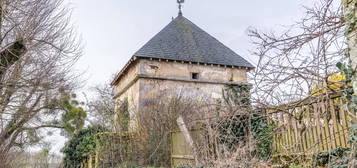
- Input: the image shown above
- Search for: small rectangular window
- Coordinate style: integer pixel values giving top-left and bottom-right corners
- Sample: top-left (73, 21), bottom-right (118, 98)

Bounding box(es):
top-left (191, 73), bottom-right (199, 79)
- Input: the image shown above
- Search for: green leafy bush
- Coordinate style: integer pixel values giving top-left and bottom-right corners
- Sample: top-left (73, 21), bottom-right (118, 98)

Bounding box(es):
top-left (313, 148), bottom-right (351, 168)
top-left (61, 126), bottom-right (106, 167)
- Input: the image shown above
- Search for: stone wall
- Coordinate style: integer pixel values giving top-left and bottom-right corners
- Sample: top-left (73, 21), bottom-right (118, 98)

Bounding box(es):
top-left (114, 58), bottom-right (250, 131)
top-left (113, 61), bottom-right (140, 132)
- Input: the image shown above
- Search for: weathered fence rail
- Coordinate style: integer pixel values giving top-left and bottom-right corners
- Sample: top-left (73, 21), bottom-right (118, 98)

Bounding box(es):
top-left (268, 93), bottom-right (351, 157)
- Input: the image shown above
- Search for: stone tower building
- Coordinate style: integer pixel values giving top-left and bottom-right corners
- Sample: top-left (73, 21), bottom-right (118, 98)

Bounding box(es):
top-left (111, 13), bottom-right (254, 131)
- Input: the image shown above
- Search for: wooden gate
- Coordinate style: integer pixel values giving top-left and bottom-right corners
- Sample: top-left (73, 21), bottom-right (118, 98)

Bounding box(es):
top-left (171, 129), bottom-right (204, 167)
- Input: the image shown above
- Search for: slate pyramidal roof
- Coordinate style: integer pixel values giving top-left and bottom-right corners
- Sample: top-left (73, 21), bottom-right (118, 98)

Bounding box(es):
top-left (112, 15), bottom-right (254, 85)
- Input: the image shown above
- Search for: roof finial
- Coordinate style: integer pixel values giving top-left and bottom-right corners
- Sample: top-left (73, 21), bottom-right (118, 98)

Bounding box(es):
top-left (177, 0), bottom-right (184, 16)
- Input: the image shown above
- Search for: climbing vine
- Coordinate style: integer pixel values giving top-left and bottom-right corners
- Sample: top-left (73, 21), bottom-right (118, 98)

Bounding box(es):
top-left (323, 0), bottom-right (357, 167)
top-left (217, 84), bottom-right (274, 159)
top-left (345, 0), bottom-right (357, 35)
top-left (340, 0), bottom-right (357, 109)
top-left (117, 98), bottom-right (130, 132)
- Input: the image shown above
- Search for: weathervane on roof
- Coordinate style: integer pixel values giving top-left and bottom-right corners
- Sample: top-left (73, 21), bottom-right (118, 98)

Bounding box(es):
top-left (177, 0), bottom-right (185, 16)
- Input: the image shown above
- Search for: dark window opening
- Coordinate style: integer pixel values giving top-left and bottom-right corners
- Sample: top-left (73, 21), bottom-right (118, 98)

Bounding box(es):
top-left (149, 65), bottom-right (159, 70)
top-left (191, 73), bottom-right (199, 79)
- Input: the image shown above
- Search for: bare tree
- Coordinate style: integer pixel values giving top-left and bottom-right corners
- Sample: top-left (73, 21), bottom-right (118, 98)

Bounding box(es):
top-left (247, 0), bottom-right (350, 166)
top-left (86, 83), bottom-right (115, 130)
top-left (249, 0), bottom-right (345, 107)
top-left (0, 0), bottom-right (83, 166)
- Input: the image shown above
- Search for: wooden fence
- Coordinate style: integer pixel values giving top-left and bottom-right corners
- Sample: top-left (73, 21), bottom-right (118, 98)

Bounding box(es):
top-left (268, 93), bottom-right (351, 158)
top-left (79, 132), bottom-right (142, 168)
top-left (80, 93), bottom-right (354, 167)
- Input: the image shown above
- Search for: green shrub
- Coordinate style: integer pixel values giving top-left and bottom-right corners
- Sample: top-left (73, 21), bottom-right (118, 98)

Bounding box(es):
top-left (313, 148), bottom-right (352, 168)
top-left (61, 126), bottom-right (106, 167)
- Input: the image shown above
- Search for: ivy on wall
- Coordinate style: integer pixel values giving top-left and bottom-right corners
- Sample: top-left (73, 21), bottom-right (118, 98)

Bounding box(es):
top-left (217, 84), bottom-right (274, 159)
top-left (117, 98), bottom-right (130, 132)
top-left (321, 0), bottom-right (357, 167)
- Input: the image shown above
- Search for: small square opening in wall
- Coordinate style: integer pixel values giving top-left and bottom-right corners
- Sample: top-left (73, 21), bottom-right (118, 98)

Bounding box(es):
top-left (191, 73), bottom-right (199, 79)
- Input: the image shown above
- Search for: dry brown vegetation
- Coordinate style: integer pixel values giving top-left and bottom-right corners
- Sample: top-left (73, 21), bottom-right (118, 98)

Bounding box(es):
top-left (91, 84), bottom-right (275, 168)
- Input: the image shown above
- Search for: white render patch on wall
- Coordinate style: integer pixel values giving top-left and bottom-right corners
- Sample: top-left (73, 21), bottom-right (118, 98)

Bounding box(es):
top-left (138, 59), bottom-right (248, 83)
top-left (138, 79), bottom-right (225, 101)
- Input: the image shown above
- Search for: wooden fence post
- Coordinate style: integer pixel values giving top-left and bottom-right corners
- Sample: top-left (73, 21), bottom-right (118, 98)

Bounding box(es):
top-left (88, 155), bottom-right (92, 168)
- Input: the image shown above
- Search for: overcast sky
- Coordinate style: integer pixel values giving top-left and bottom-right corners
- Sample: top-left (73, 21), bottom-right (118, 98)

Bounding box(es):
top-left (66, 0), bottom-right (313, 87)
top-left (46, 0), bottom-right (314, 155)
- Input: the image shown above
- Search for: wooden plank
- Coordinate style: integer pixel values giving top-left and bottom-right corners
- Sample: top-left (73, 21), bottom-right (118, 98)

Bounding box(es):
top-left (330, 99), bottom-right (342, 148)
top-left (314, 103), bottom-right (324, 151)
top-left (339, 98), bottom-right (350, 148)
top-left (292, 107), bottom-right (302, 153)
top-left (278, 112), bottom-right (284, 153)
top-left (277, 113), bottom-right (282, 153)
top-left (274, 113), bottom-right (280, 154)
top-left (277, 115), bottom-right (283, 154)
top-left (88, 155), bottom-right (93, 168)
top-left (267, 113), bottom-right (278, 151)
top-left (300, 106), bottom-right (308, 152)
top-left (281, 112), bottom-right (289, 154)
top-left (300, 107), bottom-right (308, 153)
top-left (307, 105), bottom-right (315, 153)
top-left (309, 105), bottom-right (319, 153)
top-left (287, 111), bottom-right (295, 154)
top-left (321, 100), bottom-right (332, 151)
top-left (304, 106), bottom-right (310, 151)
top-left (303, 106), bottom-right (310, 153)
top-left (272, 113), bottom-right (279, 153)
top-left (298, 107), bottom-right (305, 152)
top-left (171, 132), bottom-right (174, 168)
top-left (333, 98), bottom-right (345, 147)
top-left (172, 155), bottom-right (195, 160)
